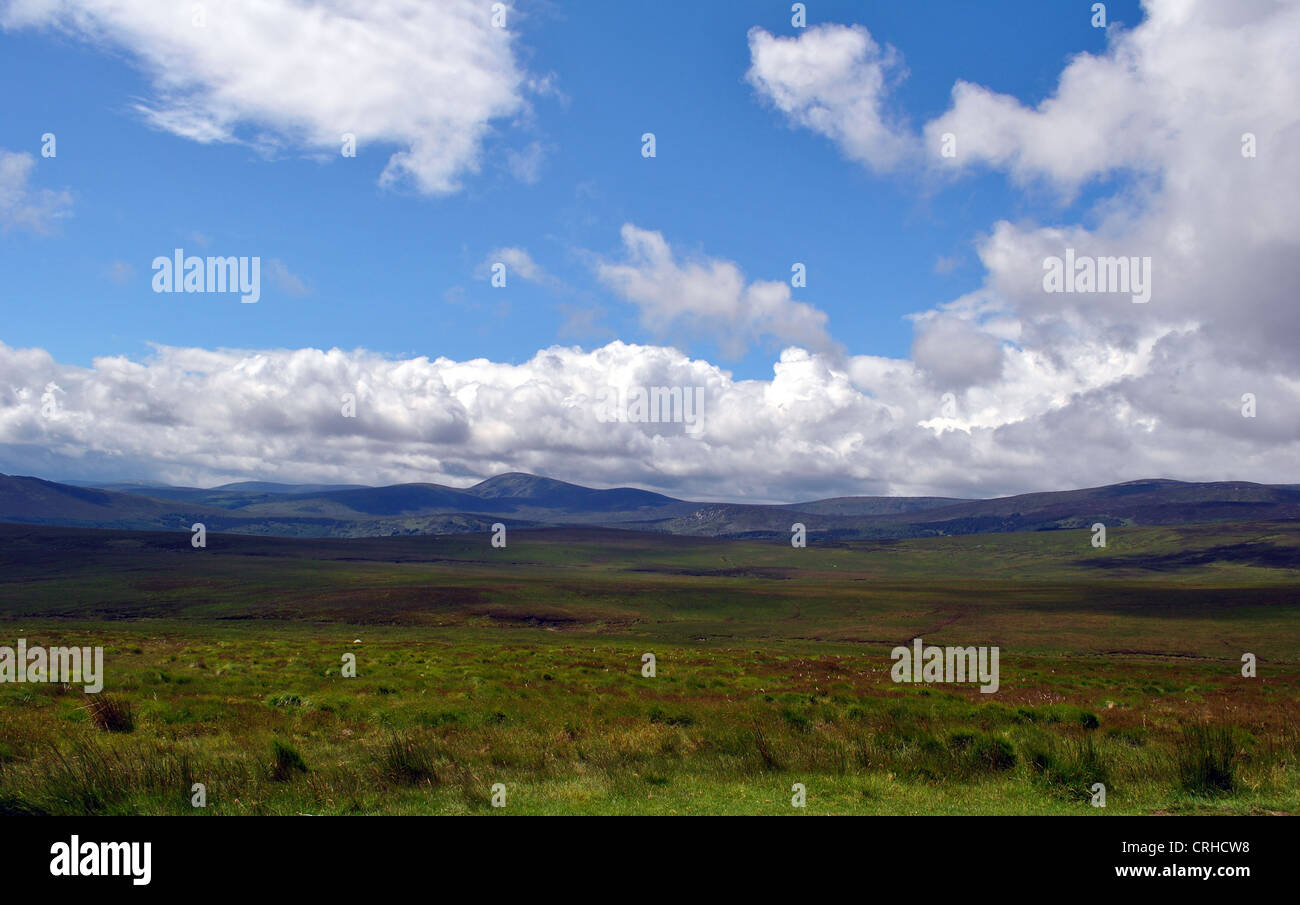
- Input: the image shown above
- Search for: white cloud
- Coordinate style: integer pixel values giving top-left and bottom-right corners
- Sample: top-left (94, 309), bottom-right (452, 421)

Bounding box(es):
top-left (595, 224), bottom-right (837, 358)
top-left (738, 0), bottom-right (1300, 486)
top-left (923, 1), bottom-right (1300, 196)
top-left (0, 149), bottom-right (72, 233)
top-left (746, 24), bottom-right (914, 173)
top-left (1, 0), bottom-right (534, 195)
top-left (480, 246), bottom-right (576, 299)
top-left (3, 334), bottom-right (1296, 502)
top-left (910, 315), bottom-right (1004, 389)
top-left (484, 246), bottom-right (547, 284)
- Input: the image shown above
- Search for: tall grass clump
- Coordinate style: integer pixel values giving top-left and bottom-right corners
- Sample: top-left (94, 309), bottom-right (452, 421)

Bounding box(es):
top-left (28, 739), bottom-right (195, 815)
top-left (1024, 734), bottom-right (1109, 801)
top-left (86, 695), bottom-right (134, 733)
top-left (376, 732), bottom-right (444, 787)
top-left (1176, 724), bottom-right (1240, 795)
top-left (269, 739), bottom-right (308, 782)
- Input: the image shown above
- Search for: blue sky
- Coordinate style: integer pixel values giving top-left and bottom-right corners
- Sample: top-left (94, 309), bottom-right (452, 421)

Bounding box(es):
top-left (1, 0), bottom-right (1139, 377)
top-left (2, 0), bottom-right (1294, 500)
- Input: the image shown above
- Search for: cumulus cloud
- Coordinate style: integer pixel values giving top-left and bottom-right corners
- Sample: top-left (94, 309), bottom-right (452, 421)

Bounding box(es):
top-left (740, 0), bottom-right (1300, 490)
top-left (1, 0), bottom-right (532, 195)
top-left (1, 337), bottom-right (1296, 502)
top-left (923, 1), bottom-right (1300, 195)
top-left (910, 315), bottom-right (1004, 389)
top-left (0, 149), bottom-right (71, 233)
top-left (595, 224), bottom-right (837, 358)
top-left (745, 23), bottom-right (914, 172)
top-left (950, 0), bottom-right (1300, 370)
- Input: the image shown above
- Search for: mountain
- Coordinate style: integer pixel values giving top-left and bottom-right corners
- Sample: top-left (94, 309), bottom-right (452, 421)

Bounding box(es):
top-left (0, 475), bottom-right (204, 527)
top-left (73, 480), bottom-right (372, 495)
top-left (780, 496), bottom-right (967, 516)
top-left (468, 472), bottom-right (687, 513)
top-left (869, 479), bottom-right (1300, 536)
top-left (0, 472), bottom-right (1297, 540)
top-left (72, 481), bottom-right (372, 506)
top-left (212, 481), bottom-right (372, 494)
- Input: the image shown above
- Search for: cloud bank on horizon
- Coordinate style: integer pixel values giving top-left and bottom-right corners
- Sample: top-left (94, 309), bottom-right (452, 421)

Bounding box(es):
top-left (1, 0), bottom-right (1297, 501)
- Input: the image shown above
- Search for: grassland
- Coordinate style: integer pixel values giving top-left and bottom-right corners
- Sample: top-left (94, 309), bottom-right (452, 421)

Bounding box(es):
top-left (0, 521), bottom-right (1297, 815)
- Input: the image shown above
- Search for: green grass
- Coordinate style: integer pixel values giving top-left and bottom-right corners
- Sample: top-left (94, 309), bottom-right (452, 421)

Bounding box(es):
top-left (0, 521), bottom-right (1297, 814)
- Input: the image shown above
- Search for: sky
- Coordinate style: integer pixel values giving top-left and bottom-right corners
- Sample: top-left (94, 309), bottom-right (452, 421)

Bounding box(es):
top-left (0, 0), bottom-right (1296, 502)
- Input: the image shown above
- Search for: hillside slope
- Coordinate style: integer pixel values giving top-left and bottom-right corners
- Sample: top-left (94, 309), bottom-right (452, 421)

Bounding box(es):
top-left (2, 473), bottom-right (1296, 539)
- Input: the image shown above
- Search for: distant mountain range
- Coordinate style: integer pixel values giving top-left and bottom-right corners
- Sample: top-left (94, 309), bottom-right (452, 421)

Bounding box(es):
top-left (1, 472), bottom-right (1298, 540)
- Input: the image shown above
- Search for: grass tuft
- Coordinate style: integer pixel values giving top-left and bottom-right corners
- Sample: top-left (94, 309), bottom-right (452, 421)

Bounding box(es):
top-left (376, 732), bottom-right (444, 787)
top-left (1176, 724), bottom-right (1240, 795)
top-left (269, 739), bottom-right (308, 782)
top-left (85, 695), bottom-right (134, 733)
